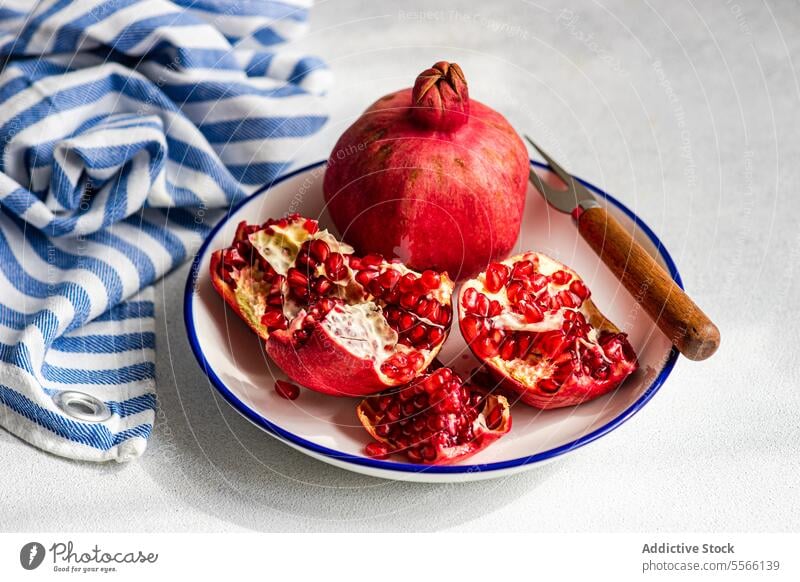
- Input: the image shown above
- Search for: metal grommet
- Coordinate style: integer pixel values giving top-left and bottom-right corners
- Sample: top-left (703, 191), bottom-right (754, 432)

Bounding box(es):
top-left (53, 391), bottom-right (112, 423)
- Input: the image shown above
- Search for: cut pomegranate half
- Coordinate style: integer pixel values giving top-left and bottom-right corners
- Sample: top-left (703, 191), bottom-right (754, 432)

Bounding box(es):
top-left (357, 367), bottom-right (511, 464)
top-left (458, 252), bottom-right (638, 409)
top-left (210, 214), bottom-right (454, 397)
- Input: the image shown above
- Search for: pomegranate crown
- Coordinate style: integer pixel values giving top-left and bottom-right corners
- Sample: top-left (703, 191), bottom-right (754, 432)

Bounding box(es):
top-left (411, 61), bottom-right (470, 131)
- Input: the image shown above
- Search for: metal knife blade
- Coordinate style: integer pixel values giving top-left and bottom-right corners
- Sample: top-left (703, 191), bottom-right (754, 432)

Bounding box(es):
top-left (525, 136), bottom-right (599, 214)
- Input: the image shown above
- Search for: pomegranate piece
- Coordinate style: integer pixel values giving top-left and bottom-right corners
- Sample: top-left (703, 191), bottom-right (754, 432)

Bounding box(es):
top-left (356, 367), bottom-right (511, 464)
top-left (210, 214), bottom-right (454, 397)
top-left (458, 253), bottom-right (639, 409)
top-left (323, 61), bottom-right (529, 280)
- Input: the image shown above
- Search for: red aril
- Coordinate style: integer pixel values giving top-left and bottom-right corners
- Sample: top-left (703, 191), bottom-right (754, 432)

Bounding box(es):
top-left (356, 367), bottom-right (511, 464)
top-left (210, 214), bottom-right (454, 397)
top-left (274, 380), bottom-right (300, 400)
top-left (458, 252), bottom-right (638, 409)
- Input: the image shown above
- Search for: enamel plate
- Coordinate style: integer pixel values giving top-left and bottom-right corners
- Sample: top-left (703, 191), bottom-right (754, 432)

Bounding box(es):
top-left (184, 161), bottom-right (680, 483)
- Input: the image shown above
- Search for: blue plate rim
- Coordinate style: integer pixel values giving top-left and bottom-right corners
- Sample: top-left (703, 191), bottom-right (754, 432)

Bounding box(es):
top-left (183, 160), bottom-right (682, 475)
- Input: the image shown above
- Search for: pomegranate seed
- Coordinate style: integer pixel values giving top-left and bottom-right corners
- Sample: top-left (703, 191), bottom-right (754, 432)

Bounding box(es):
top-left (530, 273), bottom-right (548, 291)
top-left (484, 263), bottom-right (510, 293)
top-left (303, 218), bottom-right (319, 233)
top-left (474, 334), bottom-right (501, 358)
top-left (475, 293), bottom-right (490, 317)
top-left (407, 351), bottom-right (425, 369)
top-left (365, 442), bottom-right (391, 459)
top-left (520, 301), bottom-right (544, 323)
top-left (461, 315), bottom-right (485, 340)
top-left (314, 278), bottom-right (333, 295)
top-left (362, 253), bottom-right (384, 268)
top-left (557, 290), bottom-right (577, 308)
top-left (260, 310), bottom-right (286, 329)
top-left (511, 260), bottom-right (534, 280)
top-left (398, 313), bottom-right (415, 331)
top-left (485, 405), bottom-right (503, 430)
top-left (287, 268), bottom-right (308, 288)
top-left (506, 281), bottom-right (524, 303)
top-left (569, 279), bottom-right (590, 301)
top-left (408, 325), bottom-right (427, 344)
top-left (462, 287), bottom-right (479, 313)
top-left (325, 252), bottom-right (344, 275)
top-left (420, 270), bottom-right (441, 290)
top-left (400, 292), bottom-right (419, 309)
top-left (488, 300), bottom-right (503, 317)
top-left (398, 273), bottom-right (416, 293)
top-left (378, 268), bottom-right (401, 290)
top-left (551, 270), bottom-right (571, 285)
top-left (414, 298), bottom-right (432, 318)
top-left (539, 378), bottom-right (560, 393)
top-left (356, 269), bottom-right (380, 286)
top-left (499, 337), bottom-right (518, 360)
top-left (309, 239), bottom-right (330, 262)
top-left (274, 380), bottom-right (300, 400)
top-left (427, 327), bottom-right (445, 345)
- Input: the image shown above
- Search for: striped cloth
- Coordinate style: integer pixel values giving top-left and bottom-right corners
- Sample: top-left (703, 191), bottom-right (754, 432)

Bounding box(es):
top-left (0, 0), bottom-right (329, 462)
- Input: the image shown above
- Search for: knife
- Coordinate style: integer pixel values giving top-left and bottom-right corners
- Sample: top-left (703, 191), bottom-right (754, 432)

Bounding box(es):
top-left (525, 135), bottom-right (720, 361)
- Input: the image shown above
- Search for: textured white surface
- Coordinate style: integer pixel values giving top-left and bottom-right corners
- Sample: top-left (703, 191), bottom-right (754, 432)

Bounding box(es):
top-left (2, 0), bottom-right (798, 532)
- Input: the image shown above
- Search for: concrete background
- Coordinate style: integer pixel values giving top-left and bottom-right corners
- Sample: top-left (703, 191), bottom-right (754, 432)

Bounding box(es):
top-left (2, 0), bottom-right (798, 532)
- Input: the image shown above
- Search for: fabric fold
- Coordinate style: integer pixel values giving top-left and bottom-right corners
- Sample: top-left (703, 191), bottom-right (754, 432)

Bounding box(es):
top-left (0, 0), bottom-right (329, 462)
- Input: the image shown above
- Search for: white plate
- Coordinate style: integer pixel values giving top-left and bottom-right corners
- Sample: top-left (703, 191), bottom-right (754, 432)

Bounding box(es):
top-left (184, 161), bottom-right (680, 483)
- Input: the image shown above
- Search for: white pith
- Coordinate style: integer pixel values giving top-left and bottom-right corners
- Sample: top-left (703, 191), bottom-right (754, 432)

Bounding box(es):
top-left (322, 301), bottom-right (401, 367)
top-left (461, 251), bottom-right (593, 384)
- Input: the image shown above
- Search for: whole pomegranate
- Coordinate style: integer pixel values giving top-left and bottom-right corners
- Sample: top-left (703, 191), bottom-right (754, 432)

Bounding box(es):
top-left (210, 214), bottom-right (454, 397)
top-left (459, 252), bottom-right (639, 409)
top-left (323, 61), bottom-right (529, 280)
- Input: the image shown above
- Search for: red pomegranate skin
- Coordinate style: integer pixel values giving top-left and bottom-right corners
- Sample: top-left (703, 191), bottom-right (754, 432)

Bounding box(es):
top-left (323, 62), bottom-right (529, 281)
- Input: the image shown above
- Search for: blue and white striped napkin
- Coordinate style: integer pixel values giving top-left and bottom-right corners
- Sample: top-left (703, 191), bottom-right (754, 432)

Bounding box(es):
top-left (0, 0), bottom-right (330, 462)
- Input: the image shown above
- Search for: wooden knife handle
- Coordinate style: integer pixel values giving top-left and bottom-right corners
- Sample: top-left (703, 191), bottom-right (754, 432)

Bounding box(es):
top-left (576, 205), bottom-right (720, 361)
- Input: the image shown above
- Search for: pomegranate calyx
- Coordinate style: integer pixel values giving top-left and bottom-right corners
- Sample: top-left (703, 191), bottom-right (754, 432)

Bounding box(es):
top-left (411, 61), bottom-right (470, 132)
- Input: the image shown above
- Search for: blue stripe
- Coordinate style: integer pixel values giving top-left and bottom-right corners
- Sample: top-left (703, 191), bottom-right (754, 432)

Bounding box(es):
top-left (252, 26), bottom-right (287, 47)
top-left (199, 115), bottom-right (327, 142)
top-left (173, 0), bottom-right (307, 21)
top-left (289, 56), bottom-right (326, 84)
top-left (162, 80), bottom-right (306, 103)
top-left (246, 52), bottom-right (275, 77)
top-left (226, 161), bottom-right (290, 184)
top-left (126, 212), bottom-right (186, 268)
top-left (52, 332), bottom-right (155, 353)
top-left (0, 188), bottom-right (38, 216)
top-left (5, 0), bottom-right (73, 54)
top-left (164, 136), bottom-right (242, 199)
top-left (41, 361), bottom-right (155, 385)
top-left (86, 230), bottom-right (157, 289)
top-left (0, 226), bottom-right (92, 333)
top-left (93, 301), bottom-right (154, 322)
top-left (109, 12), bottom-right (199, 53)
top-left (11, 214), bottom-right (124, 307)
top-left (143, 42), bottom-right (239, 71)
top-left (51, 0), bottom-right (142, 54)
top-left (0, 384), bottom-right (152, 450)
top-left (105, 393), bottom-right (157, 418)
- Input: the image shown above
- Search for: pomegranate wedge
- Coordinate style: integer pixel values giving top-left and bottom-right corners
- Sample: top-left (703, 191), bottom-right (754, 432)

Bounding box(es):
top-left (459, 252), bottom-right (638, 409)
top-left (210, 214), bottom-right (454, 397)
top-left (357, 367), bottom-right (511, 464)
